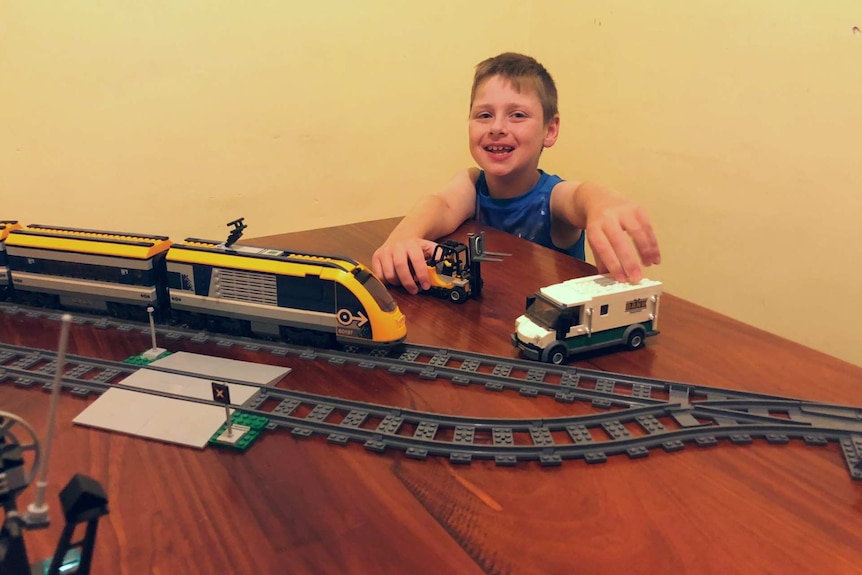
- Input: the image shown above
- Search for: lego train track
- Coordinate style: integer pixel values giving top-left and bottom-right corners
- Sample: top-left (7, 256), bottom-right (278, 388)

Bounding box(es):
top-left (0, 303), bottom-right (836, 407)
top-left (0, 317), bottom-right (861, 480)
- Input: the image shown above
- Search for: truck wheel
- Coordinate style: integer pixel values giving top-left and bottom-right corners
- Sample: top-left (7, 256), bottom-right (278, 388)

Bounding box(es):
top-left (546, 345), bottom-right (567, 365)
top-left (449, 287), bottom-right (467, 303)
top-left (626, 328), bottom-right (646, 350)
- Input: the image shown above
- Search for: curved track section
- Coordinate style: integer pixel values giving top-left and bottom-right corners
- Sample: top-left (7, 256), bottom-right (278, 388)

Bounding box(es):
top-left (1, 304), bottom-right (861, 479)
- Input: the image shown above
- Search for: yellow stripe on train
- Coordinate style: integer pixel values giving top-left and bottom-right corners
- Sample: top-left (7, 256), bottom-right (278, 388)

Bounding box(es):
top-left (178, 239), bottom-right (360, 271)
top-left (167, 244), bottom-right (355, 279)
top-left (6, 225), bottom-right (172, 260)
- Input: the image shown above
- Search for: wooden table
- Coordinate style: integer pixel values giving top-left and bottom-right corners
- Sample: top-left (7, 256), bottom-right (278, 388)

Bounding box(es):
top-left (2, 217), bottom-right (860, 575)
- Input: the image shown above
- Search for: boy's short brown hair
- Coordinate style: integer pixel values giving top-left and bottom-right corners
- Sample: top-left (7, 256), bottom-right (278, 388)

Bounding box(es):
top-left (470, 52), bottom-right (559, 124)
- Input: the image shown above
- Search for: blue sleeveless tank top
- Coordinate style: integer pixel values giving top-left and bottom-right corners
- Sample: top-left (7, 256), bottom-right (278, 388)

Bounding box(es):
top-left (475, 170), bottom-right (586, 260)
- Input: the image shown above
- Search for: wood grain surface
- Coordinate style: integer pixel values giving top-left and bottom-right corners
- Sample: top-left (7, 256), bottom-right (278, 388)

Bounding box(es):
top-left (1, 217), bottom-right (860, 575)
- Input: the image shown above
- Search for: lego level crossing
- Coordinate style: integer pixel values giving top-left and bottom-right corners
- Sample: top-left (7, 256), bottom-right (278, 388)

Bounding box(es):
top-left (1, 305), bottom-right (861, 480)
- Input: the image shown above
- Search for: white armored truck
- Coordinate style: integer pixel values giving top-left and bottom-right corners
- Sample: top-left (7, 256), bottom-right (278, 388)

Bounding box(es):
top-left (512, 274), bottom-right (663, 364)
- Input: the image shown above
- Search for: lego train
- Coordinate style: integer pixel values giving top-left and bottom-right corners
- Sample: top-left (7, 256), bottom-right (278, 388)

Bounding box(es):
top-left (0, 220), bottom-right (407, 348)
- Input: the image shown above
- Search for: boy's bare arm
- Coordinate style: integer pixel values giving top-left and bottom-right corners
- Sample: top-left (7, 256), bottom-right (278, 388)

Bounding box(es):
top-left (372, 169), bottom-right (478, 294)
top-left (550, 181), bottom-right (661, 283)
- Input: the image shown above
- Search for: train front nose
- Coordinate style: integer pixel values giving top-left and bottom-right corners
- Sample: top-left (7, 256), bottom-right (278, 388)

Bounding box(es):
top-left (378, 308), bottom-right (407, 345)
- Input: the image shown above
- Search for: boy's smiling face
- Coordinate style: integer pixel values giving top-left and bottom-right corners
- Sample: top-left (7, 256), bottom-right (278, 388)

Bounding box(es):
top-left (469, 75), bottom-right (559, 184)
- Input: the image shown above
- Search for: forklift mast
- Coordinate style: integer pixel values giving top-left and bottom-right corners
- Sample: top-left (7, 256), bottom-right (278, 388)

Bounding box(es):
top-left (423, 232), bottom-right (508, 302)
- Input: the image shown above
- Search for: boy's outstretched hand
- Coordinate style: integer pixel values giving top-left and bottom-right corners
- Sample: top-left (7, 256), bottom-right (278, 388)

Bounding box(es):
top-left (371, 238), bottom-right (439, 295)
top-left (585, 199), bottom-right (661, 284)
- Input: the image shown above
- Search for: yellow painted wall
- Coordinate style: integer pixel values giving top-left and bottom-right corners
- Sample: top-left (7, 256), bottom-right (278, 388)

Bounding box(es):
top-left (2, 2), bottom-right (860, 366)
top-left (1, 1), bottom-right (528, 237)
top-left (534, 1), bottom-right (862, 367)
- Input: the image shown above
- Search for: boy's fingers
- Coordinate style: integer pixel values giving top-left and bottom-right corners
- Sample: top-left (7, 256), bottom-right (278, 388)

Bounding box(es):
top-left (626, 212), bottom-right (661, 266)
top-left (372, 239), bottom-right (437, 295)
top-left (395, 256), bottom-right (419, 294)
top-left (589, 228), bottom-right (623, 281)
top-left (591, 224), bottom-right (642, 283)
top-left (372, 252), bottom-right (395, 285)
top-left (371, 256), bottom-right (383, 281)
top-left (408, 246), bottom-right (431, 291)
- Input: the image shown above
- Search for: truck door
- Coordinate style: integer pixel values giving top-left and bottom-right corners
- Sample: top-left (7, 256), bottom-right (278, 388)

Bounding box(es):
top-left (554, 305), bottom-right (582, 340)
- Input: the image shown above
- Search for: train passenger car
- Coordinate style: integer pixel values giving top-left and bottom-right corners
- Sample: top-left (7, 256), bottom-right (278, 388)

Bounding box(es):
top-left (0, 221), bottom-right (22, 299)
top-left (5, 224), bottom-right (173, 320)
top-left (166, 238), bottom-right (407, 347)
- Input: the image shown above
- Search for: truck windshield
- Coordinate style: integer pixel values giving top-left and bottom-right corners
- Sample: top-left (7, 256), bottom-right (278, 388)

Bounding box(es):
top-left (525, 296), bottom-right (562, 329)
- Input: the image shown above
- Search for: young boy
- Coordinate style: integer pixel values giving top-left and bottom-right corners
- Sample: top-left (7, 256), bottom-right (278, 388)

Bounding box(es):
top-left (371, 52), bottom-right (661, 294)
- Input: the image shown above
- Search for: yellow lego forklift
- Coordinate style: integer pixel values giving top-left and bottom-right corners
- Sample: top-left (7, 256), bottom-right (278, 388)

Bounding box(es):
top-left (422, 232), bottom-right (507, 304)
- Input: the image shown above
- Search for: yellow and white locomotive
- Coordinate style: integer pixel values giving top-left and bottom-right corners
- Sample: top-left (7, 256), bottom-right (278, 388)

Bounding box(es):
top-left (2, 220), bottom-right (407, 348)
top-left (165, 235), bottom-right (406, 347)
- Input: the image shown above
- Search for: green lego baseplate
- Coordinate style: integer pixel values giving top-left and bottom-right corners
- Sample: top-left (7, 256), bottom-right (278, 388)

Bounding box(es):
top-left (123, 350), bottom-right (173, 365)
top-left (208, 412), bottom-right (269, 451)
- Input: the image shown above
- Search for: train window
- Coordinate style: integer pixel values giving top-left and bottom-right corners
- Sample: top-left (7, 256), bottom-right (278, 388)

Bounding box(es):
top-left (600, 304), bottom-right (609, 316)
top-left (168, 271), bottom-right (183, 290)
top-left (353, 268), bottom-right (398, 312)
top-left (8, 256), bottom-right (156, 286)
top-left (168, 271), bottom-right (194, 291)
top-left (335, 284), bottom-right (362, 310)
top-left (276, 275), bottom-right (335, 313)
top-left (193, 265), bottom-right (213, 296)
